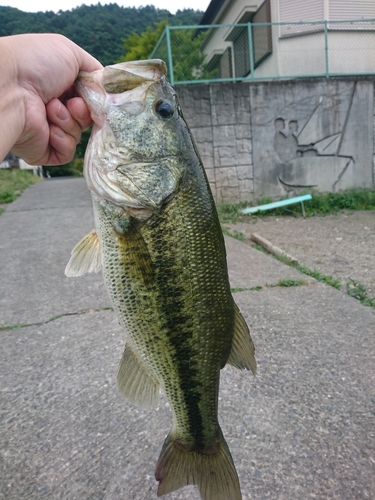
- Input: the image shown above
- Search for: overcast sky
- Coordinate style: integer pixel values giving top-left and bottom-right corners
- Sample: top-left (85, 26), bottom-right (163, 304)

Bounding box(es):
top-left (1, 0), bottom-right (210, 14)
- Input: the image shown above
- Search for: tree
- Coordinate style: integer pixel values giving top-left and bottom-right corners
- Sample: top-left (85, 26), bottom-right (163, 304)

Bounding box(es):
top-left (119, 20), bottom-right (168, 62)
top-left (0, 5), bottom-right (203, 67)
top-left (119, 22), bottom-right (215, 83)
top-left (168, 27), bottom-right (215, 82)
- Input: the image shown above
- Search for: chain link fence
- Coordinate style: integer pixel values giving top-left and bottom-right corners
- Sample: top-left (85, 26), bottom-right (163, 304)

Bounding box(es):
top-left (150, 20), bottom-right (375, 85)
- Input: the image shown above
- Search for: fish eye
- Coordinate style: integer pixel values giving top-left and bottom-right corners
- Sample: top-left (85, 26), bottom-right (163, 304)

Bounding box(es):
top-left (154, 99), bottom-right (174, 119)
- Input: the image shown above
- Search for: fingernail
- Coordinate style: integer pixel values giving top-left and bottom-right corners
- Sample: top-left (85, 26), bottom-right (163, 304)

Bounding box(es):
top-left (56, 102), bottom-right (70, 121)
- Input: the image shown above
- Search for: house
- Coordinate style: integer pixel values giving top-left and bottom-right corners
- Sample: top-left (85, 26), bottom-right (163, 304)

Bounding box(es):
top-left (200, 0), bottom-right (375, 80)
top-left (1, 152), bottom-right (19, 169)
top-left (150, 1), bottom-right (375, 202)
top-left (0, 152), bottom-right (42, 177)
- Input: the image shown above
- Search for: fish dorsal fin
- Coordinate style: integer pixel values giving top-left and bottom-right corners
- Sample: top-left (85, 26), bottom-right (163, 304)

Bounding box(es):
top-left (227, 303), bottom-right (257, 374)
top-left (65, 229), bottom-right (101, 277)
top-left (117, 343), bottom-right (160, 408)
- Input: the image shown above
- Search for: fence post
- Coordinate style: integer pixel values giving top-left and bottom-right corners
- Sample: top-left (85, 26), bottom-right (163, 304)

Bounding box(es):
top-left (324, 20), bottom-right (329, 77)
top-left (165, 26), bottom-right (175, 86)
top-left (247, 22), bottom-right (255, 81)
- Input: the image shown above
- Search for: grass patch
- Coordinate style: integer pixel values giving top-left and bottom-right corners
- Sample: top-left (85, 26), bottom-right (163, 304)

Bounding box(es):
top-left (222, 226), bottom-right (245, 241)
top-left (292, 264), bottom-right (342, 289)
top-left (217, 202), bottom-right (249, 224)
top-left (306, 189), bottom-right (375, 214)
top-left (252, 243), bottom-right (342, 289)
top-left (346, 279), bottom-right (375, 308)
top-left (0, 169), bottom-right (41, 204)
top-left (231, 280), bottom-right (307, 293)
top-left (271, 279), bottom-right (307, 287)
top-left (252, 242), bottom-right (375, 309)
top-left (218, 188), bottom-right (375, 221)
top-left (231, 286), bottom-right (262, 293)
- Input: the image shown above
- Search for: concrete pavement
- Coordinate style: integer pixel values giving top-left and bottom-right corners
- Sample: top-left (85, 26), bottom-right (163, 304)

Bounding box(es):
top-left (1, 179), bottom-right (374, 499)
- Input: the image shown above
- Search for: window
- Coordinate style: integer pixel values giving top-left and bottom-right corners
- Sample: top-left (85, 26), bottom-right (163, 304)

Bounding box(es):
top-left (206, 47), bottom-right (233, 79)
top-left (279, 0), bottom-right (324, 37)
top-left (226, 0), bottom-right (272, 78)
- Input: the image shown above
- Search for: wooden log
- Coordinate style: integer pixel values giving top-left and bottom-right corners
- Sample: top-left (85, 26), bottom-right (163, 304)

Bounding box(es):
top-left (250, 232), bottom-right (298, 264)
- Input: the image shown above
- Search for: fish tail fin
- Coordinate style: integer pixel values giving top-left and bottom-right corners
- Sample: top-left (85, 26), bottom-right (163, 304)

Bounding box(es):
top-left (155, 430), bottom-right (242, 500)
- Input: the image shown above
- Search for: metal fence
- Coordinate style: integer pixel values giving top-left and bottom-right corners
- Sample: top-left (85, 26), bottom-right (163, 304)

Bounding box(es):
top-left (150, 20), bottom-right (375, 85)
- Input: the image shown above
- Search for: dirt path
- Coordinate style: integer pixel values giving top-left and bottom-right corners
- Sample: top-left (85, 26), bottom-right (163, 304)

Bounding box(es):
top-left (225, 210), bottom-right (375, 299)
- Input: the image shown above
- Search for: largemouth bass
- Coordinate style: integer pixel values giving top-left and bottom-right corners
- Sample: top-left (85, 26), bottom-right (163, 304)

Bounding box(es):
top-left (65, 59), bottom-right (256, 500)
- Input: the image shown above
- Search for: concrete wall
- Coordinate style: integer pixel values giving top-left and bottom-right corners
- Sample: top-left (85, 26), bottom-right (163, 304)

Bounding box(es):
top-left (178, 84), bottom-right (253, 204)
top-left (177, 77), bottom-right (375, 204)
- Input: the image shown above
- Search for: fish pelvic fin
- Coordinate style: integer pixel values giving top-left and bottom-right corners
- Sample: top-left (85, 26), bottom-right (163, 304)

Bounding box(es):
top-left (227, 303), bottom-right (257, 374)
top-left (65, 230), bottom-right (101, 277)
top-left (155, 430), bottom-right (242, 500)
top-left (117, 343), bottom-right (160, 408)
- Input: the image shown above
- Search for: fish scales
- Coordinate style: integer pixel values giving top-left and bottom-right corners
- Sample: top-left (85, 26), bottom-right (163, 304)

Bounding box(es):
top-left (66, 59), bottom-right (256, 500)
top-left (94, 156), bottom-right (233, 447)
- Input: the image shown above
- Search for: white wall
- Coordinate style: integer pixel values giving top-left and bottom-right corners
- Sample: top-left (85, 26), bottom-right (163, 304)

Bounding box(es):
top-left (202, 0), bottom-right (375, 80)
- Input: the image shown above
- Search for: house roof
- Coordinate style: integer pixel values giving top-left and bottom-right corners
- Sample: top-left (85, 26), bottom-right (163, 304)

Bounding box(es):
top-left (199, 0), bottom-right (227, 25)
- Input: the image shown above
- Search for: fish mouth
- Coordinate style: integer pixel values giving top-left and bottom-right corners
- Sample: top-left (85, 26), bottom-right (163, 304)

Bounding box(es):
top-left (102, 60), bottom-right (167, 92)
top-left (76, 60), bottom-right (168, 119)
top-left (77, 60), bottom-right (179, 215)
top-left (77, 59), bottom-right (167, 88)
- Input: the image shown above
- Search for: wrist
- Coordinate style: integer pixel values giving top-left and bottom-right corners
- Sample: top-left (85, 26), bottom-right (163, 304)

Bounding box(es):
top-left (0, 36), bottom-right (26, 160)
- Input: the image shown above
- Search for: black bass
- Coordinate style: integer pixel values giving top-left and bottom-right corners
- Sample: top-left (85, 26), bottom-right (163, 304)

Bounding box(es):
top-left (65, 60), bottom-right (256, 500)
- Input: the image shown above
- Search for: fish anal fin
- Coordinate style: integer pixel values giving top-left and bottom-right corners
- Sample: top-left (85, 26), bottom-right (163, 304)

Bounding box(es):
top-left (227, 303), bottom-right (257, 374)
top-left (155, 430), bottom-right (242, 500)
top-left (65, 229), bottom-right (101, 277)
top-left (117, 343), bottom-right (160, 408)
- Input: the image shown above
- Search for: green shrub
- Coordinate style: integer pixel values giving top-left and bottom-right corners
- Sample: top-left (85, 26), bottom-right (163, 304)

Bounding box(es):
top-left (218, 188), bottom-right (375, 221)
top-left (45, 158), bottom-right (84, 178)
top-left (0, 169), bottom-right (40, 204)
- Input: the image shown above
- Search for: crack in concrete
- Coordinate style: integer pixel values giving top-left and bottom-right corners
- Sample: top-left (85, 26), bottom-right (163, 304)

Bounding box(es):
top-left (0, 280), bottom-right (313, 332)
top-left (4, 204), bottom-right (92, 213)
top-left (231, 279), bottom-right (311, 293)
top-left (0, 307), bottom-right (114, 333)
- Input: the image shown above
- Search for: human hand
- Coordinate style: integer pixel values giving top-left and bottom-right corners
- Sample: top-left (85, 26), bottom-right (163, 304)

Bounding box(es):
top-left (0, 34), bottom-right (103, 165)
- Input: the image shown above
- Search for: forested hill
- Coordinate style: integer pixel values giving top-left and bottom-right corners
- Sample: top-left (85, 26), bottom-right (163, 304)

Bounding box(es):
top-left (0, 3), bottom-right (203, 66)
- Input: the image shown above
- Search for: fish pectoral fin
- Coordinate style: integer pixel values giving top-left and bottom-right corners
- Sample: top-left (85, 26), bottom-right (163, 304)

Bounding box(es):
top-left (226, 303), bottom-right (257, 374)
top-left (117, 343), bottom-right (160, 408)
top-left (65, 229), bottom-right (102, 277)
top-left (155, 429), bottom-right (242, 500)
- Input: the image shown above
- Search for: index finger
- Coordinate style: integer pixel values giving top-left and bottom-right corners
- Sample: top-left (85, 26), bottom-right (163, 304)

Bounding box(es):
top-left (72, 43), bottom-right (103, 73)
